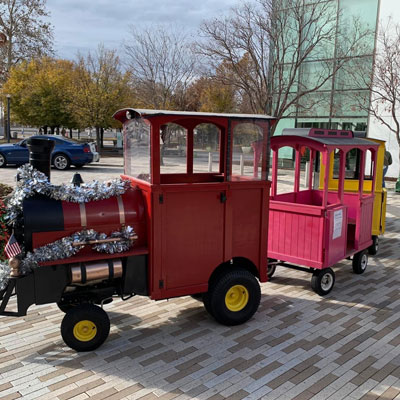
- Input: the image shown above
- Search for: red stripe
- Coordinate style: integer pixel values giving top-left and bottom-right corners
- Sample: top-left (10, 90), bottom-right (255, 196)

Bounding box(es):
top-left (5, 242), bottom-right (21, 258)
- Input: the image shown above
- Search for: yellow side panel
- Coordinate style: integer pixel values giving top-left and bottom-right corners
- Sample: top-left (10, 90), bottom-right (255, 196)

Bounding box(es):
top-left (380, 189), bottom-right (387, 234)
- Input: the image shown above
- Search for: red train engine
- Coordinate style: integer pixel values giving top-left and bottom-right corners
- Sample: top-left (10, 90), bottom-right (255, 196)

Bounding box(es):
top-left (0, 110), bottom-right (276, 351)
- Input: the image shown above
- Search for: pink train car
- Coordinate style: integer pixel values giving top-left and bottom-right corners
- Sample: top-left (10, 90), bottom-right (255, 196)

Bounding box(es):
top-left (267, 128), bottom-right (379, 295)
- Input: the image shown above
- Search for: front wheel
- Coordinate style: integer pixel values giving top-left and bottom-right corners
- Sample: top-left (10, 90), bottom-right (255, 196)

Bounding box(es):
top-left (207, 269), bottom-right (261, 326)
top-left (311, 268), bottom-right (335, 296)
top-left (368, 236), bottom-right (379, 256)
top-left (53, 154), bottom-right (71, 170)
top-left (0, 153), bottom-right (6, 167)
top-left (61, 304), bottom-right (110, 352)
top-left (352, 250), bottom-right (368, 274)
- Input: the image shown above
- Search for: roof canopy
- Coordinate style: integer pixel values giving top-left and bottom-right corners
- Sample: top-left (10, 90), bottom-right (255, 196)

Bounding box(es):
top-left (272, 128), bottom-right (379, 153)
top-left (113, 108), bottom-right (277, 125)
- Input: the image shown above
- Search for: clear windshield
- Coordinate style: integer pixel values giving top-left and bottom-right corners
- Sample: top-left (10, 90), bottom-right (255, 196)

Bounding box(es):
top-left (124, 118), bottom-right (151, 182)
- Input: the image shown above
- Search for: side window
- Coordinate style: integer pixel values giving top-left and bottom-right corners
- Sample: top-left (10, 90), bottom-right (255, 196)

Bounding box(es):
top-left (193, 124), bottom-right (220, 173)
top-left (124, 118), bottom-right (151, 181)
top-left (160, 123), bottom-right (187, 174)
top-left (231, 123), bottom-right (264, 181)
top-left (364, 149), bottom-right (374, 181)
top-left (333, 148), bottom-right (360, 179)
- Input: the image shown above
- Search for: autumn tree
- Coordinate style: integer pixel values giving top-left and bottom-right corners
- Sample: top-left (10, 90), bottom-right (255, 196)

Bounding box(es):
top-left (72, 45), bottom-right (132, 149)
top-left (3, 57), bottom-right (77, 133)
top-left (0, 0), bottom-right (53, 84)
top-left (198, 0), bottom-right (372, 132)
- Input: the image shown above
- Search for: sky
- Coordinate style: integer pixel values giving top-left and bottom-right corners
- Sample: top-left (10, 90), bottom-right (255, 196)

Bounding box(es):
top-left (46, 0), bottom-right (239, 60)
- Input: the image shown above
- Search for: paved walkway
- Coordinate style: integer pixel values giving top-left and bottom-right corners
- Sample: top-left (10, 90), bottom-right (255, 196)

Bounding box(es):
top-left (0, 168), bottom-right (399, 399)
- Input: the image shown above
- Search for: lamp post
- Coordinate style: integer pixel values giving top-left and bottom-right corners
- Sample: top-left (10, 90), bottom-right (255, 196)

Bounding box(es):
top-left (6, 94), bottom-right (11, 143)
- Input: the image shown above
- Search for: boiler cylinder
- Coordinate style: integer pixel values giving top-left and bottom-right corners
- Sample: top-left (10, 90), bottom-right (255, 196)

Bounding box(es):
top-left (70, 259), bottom-right (123, 284)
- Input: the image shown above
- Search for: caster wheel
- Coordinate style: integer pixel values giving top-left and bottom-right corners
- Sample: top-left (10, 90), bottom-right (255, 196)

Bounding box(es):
top-left (61, 304), bottom-right (110, 352)
top-left (267, 259), bottom-right (277, 280)
top-left (352, 250), bottom-right (368, 274)
top-left (311, 268), bottom-right (335, 296)
top-left (368, 236), bottom-right (379, 256)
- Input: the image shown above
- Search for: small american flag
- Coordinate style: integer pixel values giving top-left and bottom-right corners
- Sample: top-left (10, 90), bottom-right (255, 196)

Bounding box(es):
top-left (5, 234), bottom-right (22, 259)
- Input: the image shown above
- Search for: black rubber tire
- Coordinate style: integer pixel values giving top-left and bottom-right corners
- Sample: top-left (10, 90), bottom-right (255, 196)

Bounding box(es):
top-left (368, 236), bottom-right (379, 256)
top-left (52, 153), bottom-right (71, 170)
top-left (0, 153), bottom-right (6, 167)
top-left (311, 268), bottom-right (335, 296)
top-left (267, 259), bottom-right (277, 280)
top-left (208, 269), bottom-right (261, 326)
top-left (57, 302), bottom-right (76, 313)
top-left (61, 304), bottom-right (110, 352)
top-left (352, 250), bottom-right (368, 274)
top-left (202, 291), bottom-right (214, 317)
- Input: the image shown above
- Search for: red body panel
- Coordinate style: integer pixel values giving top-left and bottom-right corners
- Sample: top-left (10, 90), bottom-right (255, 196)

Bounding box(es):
top-left (34, 188), bottom-right (148, 265)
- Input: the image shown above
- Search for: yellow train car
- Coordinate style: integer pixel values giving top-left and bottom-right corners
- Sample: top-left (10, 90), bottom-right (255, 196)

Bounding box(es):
top-left (319, 137), bottom-right (387, 255)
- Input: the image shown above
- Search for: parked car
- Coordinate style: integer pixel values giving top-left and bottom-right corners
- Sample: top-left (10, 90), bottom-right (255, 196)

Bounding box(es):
top-left (0, 135), bottom-right (98, 170)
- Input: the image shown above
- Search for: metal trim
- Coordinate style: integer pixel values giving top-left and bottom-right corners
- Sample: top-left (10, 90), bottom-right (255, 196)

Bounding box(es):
top-left (79, 203), bottom-right (87, 228)
top-left (117, 196), bottom-right (126, 226)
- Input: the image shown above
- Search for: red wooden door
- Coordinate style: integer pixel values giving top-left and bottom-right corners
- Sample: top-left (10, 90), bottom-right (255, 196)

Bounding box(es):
top-left (161, 186), bottom-right (225, 292)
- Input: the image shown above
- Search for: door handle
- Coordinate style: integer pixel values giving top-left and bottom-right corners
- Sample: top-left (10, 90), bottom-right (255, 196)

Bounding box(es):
top-left (220, 192), bottom-right (227, 203)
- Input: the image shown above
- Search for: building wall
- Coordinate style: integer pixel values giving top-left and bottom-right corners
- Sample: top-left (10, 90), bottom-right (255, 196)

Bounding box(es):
top-left (276, 0), bottom-right (380, 159)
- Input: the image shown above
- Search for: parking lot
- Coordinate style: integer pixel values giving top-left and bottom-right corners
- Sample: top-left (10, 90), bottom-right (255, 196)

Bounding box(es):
top-left (0, 159), bottom-right (400, 399)
top-left (0, 157), bottom-right (124, 188)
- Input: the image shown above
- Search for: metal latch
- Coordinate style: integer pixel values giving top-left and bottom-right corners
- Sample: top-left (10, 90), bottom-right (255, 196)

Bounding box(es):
top-left (220, 192), bottom-right (227, 203)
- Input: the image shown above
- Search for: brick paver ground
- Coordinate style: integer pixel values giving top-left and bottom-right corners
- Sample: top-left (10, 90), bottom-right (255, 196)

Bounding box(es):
top-left (0, 163), bottom-right (399, 399)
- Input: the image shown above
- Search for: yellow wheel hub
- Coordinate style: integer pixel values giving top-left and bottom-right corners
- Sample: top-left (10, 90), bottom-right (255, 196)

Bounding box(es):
top-left (73, 320), bottom-right (97, 342)
top-left (225, 285), bottom-right (249, 312)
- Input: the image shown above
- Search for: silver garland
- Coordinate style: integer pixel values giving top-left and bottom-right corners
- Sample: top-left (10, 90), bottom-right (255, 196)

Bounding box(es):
top-left (6, 164), bottom-right (130, 223)
top-left (0, 226), bottom-right (136, 290)
top-left (0, 262), bottom-right (10, 292)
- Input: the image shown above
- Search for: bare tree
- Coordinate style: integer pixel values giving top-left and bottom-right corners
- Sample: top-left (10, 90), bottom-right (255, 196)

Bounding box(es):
top-left (198, 0), bottom-right (372, 131)
top-left (124, 25), bottom-right (198, 110)
top-left (0, 0), bottom-right (53, 83)
top-left (349, 20), bottom-right (400, 168)
top-left (72, 45), bottom-right (132, 149)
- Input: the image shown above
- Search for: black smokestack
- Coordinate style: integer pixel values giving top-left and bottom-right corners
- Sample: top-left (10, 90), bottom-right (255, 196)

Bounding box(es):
top-left (27, 138), bottom-right (55, 180)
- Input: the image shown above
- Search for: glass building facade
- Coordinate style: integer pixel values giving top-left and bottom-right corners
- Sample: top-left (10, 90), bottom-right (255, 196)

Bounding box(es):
top-left (275, 0), bottom-right (380, 142)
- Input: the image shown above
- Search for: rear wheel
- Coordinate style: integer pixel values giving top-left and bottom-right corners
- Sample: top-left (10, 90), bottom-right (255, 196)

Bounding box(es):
top-left (311, 268), bottom-right (335, 296)
top-left (0, 153), bottom-right (6, 167)
top-left (207, 269), bottom-right (261, 326)
top-left (53, 154), bottom-right (70, 170)
top-left (352, 250), bottom-right (368, 274)
top-left (61, 304), bottom-right (110, 352)
top-left (368, 236), bottom-right (379, 256)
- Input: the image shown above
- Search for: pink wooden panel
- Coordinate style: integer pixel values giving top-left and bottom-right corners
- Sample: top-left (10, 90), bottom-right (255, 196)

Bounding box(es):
top-left (325, 206), bottom-right (347, 266)
top-left (268, 206), bottom-right (324, 267)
